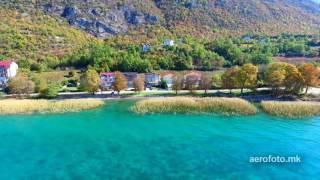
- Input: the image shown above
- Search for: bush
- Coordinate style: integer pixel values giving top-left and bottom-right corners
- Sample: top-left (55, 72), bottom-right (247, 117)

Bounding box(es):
top-left (35, 78), bottom-right (48, 93)
top-left (159, 79), bottom-right (168, 89)
top-left (8, 74), bottom-right (35, 95)
top-left (68, 70), bottom-right (77, 77)
top-left (42, 83), bottom-right (60, 99)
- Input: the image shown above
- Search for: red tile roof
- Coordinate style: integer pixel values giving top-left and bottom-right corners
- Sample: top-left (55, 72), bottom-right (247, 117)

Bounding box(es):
top-left (184, 71), bottom-right (202, 78)
top-left (100, 72), bottom-right (115, 76)
top-left (0, 60), bottom-right (13, 68)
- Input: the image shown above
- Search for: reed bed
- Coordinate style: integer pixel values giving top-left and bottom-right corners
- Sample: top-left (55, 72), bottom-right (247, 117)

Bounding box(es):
top-left (132, 97), bottom-right (257, 115)
top-left (261, 101), bottom-right (320, 118)
top-left (0, 99), bottom-right (104, 114)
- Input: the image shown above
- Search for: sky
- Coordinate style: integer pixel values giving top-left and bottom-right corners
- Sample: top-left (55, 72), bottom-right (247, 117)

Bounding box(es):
top-left (312, 0), bottom-right (320, 3)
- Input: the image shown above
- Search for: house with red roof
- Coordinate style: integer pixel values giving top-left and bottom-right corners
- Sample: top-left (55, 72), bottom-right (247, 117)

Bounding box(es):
top-left (100, 72), bottom-right (139, 90)
top-left (0, 60), bottom-right (18, 87)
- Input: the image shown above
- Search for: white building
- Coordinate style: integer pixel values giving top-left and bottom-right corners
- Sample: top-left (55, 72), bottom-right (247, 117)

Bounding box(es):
top-left (0, 60), bottom-right (18, 87)
top-left (164, 39), bottom-right (174, 47)
top-left (142, 44), bottom-right (151, 52)
top-left (100, 72), bottom-right (115, 90)
top-left (145, 73), bottom-right (161, 87)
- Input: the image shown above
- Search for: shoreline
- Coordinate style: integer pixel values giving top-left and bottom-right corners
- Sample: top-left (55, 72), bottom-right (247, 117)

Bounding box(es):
top-left (1, 89), bottom-right (320, 118)
top-left (0, 97), bottom-right (319, 118)
top-left (1, 89), bottom-right (317, 102)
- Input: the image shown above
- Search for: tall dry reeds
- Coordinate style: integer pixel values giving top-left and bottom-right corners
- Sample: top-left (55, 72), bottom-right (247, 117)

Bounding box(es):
top-left (132, 97), bottom-right (257, 115)
top-left (261, 101), bottom-right (320, 118)
top-left (0, 99), bottom-right (104, 114)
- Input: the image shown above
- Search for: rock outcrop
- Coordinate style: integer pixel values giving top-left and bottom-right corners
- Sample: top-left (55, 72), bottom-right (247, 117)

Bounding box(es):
top-left (41, 3), bottom-right (159, 38)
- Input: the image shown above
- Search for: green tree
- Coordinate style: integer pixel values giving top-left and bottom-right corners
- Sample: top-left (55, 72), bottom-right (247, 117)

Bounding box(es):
top-left (0, 55), bottom-right (6, 60)
top-left (18, 59), bottom-right (31, 69)
top-left (159, 79), bottom-right (168, 89)
top-left (34, 77), bottom-right (48, 94)
top-left (90, 44), bottom-right (114, 72)
top-left (42, 83), bottom-right (60, 99)
top-left (250, 53), bottom-right (272, 65)
top-left (212, 74), bottom-right (222, 89)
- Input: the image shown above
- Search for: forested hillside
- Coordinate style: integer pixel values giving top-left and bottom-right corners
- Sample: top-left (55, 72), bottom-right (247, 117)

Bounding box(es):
top-left (0, 0), bottom-right (320, 72)
top-left (0, 0), bottom-right (320, 38)
top-left (0, 8), bottom-right (98, 71)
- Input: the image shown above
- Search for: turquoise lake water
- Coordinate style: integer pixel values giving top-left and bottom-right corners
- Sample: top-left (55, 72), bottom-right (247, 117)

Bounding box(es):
top-left (0, 100), bottom-right (319, 179)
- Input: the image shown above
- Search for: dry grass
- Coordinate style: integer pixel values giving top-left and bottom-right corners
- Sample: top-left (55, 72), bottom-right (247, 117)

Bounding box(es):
top-left (132, 97), bottom-right (257, 115)
top-left (0, 99), bottom-right (104, 115)
top-left (261, 101), bottom-right (320, 118)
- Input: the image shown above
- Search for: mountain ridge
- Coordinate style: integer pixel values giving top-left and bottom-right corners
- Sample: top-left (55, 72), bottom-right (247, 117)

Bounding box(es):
top-left (0, 0), bottom-right (320, 38)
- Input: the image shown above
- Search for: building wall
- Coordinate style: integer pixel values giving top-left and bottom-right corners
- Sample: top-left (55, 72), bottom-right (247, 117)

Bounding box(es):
top-left (7, 63), bottom-right (18, 78)
top-left (100, 75), bottom-right (115, 90)
top-left (145, 74), bottom-right (160, 86)
top-left (0, 68), bottom-right (6, 78)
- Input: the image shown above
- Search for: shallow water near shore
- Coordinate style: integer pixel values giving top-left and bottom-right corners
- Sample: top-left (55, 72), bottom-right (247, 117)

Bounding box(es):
top-left (0, 100), bottom-right (319, 179)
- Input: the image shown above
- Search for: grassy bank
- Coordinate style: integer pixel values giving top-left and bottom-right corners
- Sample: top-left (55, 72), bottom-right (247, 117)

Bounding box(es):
top-left (132, 97), bottom-right (257, 115)
top-left (0, 99), bottom-right (104, 115)
top-left (261, 101), bottom-right (320, 118)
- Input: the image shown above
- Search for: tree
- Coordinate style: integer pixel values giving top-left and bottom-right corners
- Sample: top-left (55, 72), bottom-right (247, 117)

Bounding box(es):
top-left (80, 69), bottom-right (100, 95)
top-left (221, 68), bottom-right (238, 94)
top-left (133, 75), bottom-right (145, 92)
top-left (265, 63), bottom-right (287, 95)
top-left (235, 64), bottom-right (258, 94)
top-left (34, 77), bottom-right (48, 94)
top-left (250, 53), bottom-right (272, 65)
top-left (298, 64), bottom-right (319, 94)
top-left (172, 75), bottom-right (184, 95)
top-left (42, 83), bottom-right (60, 99)
top-left (185, 78), bottom-right (198, 93)
top-left (159, 79), bottom-right (168, 89)
top-left (8, 74), bottom-right (35, 95)
top-left (0, 54), bottom-right (6, 60)
top-left (90, 44), bottom-right (114, 72)
top-left (212, 74), bottom-right (222, 89)
top-left (113, 71), bottom-right (128, 94)
top-left (283, 64), bottom-right (304, 95)
top-left (200, 75), bottom-right (213, 94)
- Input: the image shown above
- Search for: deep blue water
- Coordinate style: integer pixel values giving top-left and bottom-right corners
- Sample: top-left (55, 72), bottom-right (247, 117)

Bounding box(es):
top-left (0, 100), bottom-right (319, 179)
